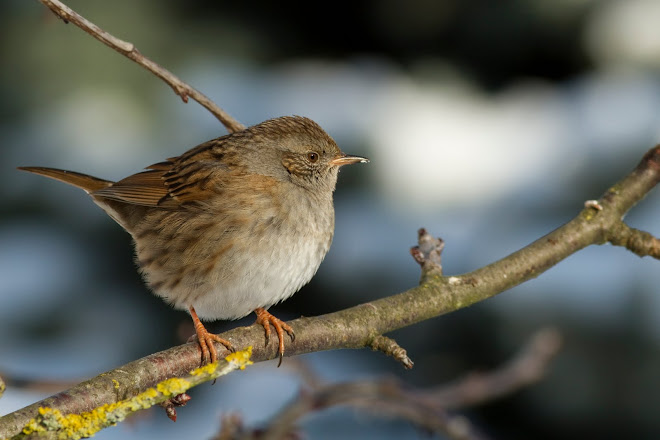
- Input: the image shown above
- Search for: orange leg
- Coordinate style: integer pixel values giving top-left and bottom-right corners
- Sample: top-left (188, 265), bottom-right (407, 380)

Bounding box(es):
top-left (254, 308), bottom-right (295, 367)
top-left (190, 306), bottom-right (233, 365)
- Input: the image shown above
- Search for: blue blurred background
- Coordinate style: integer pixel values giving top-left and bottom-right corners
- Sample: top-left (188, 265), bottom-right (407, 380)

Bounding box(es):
top-left (2, 0), bottom-right (660, 438)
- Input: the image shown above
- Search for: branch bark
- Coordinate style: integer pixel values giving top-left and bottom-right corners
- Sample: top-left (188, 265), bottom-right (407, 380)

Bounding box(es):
top-left (37, 0), bottom-right (245, 133)
top-left (11, 350), bottom-right (252, 440)
top-left (1, 145), bottom-right (658, 438)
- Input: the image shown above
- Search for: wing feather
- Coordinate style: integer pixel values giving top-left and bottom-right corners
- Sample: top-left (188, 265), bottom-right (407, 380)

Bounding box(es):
top-left (92, 170), bottom-right (170, 206)
top-left (90, 136), bottom-right (240, 208)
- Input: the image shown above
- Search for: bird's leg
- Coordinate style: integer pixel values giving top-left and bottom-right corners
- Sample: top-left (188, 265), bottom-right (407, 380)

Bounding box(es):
top-left (254, 308), bottom-right (295, 367)
top-left (189, 306), bottom-right (233, 365)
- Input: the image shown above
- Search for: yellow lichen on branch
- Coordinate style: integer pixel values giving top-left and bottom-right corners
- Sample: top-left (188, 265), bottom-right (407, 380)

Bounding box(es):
top-left (220, 346), bottom-right (254, 370)
top-left (15, 347), bottom-right (253, 440)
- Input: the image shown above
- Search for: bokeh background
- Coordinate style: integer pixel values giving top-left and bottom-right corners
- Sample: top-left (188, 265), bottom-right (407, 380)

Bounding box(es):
top-left (2, 0), bottom-right (660, 438)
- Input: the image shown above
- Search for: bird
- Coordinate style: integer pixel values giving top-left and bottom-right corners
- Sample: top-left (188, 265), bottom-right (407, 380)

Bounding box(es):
top-left (19, 115), bottom-right (368, 366)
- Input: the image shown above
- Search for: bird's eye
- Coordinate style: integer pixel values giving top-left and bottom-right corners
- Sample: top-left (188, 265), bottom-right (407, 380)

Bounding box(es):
top-left (307, 152), bottom-right (319, 163)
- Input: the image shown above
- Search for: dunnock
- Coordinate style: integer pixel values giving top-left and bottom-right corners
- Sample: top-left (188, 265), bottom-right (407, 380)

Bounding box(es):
top-left (19, 116), bottom-right (368, 365)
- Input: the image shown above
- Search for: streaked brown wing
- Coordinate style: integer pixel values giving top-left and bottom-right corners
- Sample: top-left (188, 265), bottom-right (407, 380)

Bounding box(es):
top-left (91, 137), bottom-right (237, 208)
top-left (92, 169), bottom-right (172, 206)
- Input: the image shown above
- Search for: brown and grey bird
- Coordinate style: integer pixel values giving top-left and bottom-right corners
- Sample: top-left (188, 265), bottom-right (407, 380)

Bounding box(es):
top-left (19, 116), bottom-right (368, 365)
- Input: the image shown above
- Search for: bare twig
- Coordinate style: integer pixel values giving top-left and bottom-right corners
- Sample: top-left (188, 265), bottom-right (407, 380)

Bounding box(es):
top-left (2, 145), bottom-right (658, 438)
top-left (368, 335), bottom-right (414, 369)
top-left (432, 328), bottom-right (562, 408)
top-left (410, 228), bottom-right (445, 277)
top-left (608, 222), bottom-right (660, 259)
top-left (37, 0), bottom-right (245, 133)
top-left (244, 328), bottom-right (560, 440)
top-left (256, 380), bottom-right (489, 440)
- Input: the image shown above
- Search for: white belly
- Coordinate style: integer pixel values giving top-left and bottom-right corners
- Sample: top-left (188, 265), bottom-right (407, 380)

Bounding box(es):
top-left (189, 228), bottom-right (329, 320)
top-left (136, 194), bottom-right (334, 321)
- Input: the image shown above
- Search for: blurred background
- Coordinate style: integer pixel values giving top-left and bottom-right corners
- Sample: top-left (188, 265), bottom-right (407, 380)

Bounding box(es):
top-left (2, 0), bottom-right (660, 438)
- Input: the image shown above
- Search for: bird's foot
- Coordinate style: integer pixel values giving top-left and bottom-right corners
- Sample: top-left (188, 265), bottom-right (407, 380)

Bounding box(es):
top-left (189, 306), bottom-right (233, 365)
top-left (254, 307), bottom-right (295, 367)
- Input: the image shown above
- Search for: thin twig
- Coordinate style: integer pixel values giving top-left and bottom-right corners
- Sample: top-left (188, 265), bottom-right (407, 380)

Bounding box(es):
top-left (250, 328), bottom-right (560, 440)
top-left (410, 227), bottom-right (445, 277)
top-left (38, 0), bottom-right (245, 133)
top-left (253, 381), bottom-right (487, 440)
top-left (368, 335), bottom-right (414, 369)
top-left (431, 328), bottom-right (562, 408)
top-left (608, 222), bottom-right (660, 259)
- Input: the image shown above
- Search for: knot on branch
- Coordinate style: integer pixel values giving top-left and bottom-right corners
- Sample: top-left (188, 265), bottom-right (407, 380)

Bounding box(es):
top-left (368, 335), bottom-right (414, 369)
top-left (411, 228), bottom-right (444, 277)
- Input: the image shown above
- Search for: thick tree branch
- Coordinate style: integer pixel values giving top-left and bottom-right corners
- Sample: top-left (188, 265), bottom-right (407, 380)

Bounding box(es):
top-left (38, 0), bottom-right (245, 133)
top-left (2, 146), bottom-right (658, 438)
top-left (11, 349), bottom-right (252, 440)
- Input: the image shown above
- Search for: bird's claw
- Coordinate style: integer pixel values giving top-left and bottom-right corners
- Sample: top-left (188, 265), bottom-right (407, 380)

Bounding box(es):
top-left (254, 308), bottom-right (295, 367)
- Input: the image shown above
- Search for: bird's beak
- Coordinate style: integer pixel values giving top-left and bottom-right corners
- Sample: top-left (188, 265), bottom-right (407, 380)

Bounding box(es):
top-left (330, 154), bottom-right (369, 167)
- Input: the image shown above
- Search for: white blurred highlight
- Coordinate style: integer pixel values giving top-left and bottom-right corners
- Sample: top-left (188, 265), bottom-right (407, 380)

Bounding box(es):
top-left (368, 79), bottom-right (565, 207)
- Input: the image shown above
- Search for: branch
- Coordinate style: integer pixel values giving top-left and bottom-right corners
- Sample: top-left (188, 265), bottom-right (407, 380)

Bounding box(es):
top-left (12, 349), bottom-right (252, 440)
top-left (256, 382), bottom-right (489, 440)
top-left (2, 146), bottom-right (658, 438)
top-left (219, 328), bottom-right (561, 440)
top-left (368, 335), bottom-right (414, 369)
top-left (431, 328), bottom-right (561, 409)
top-left (217, 382), bottom-right (490, 440)
top-left (37, 0), bottom-right (245, 133)
top-left (608, 222), bottom-right (660, 258)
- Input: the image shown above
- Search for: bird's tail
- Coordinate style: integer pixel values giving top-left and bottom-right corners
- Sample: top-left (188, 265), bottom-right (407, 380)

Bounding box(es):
top-left (18, 167), bottom-right (113, 193)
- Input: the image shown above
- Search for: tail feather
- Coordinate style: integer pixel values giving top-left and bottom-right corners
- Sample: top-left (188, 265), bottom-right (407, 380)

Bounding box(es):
top-left (18, 167), bottom-right (113, 193)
